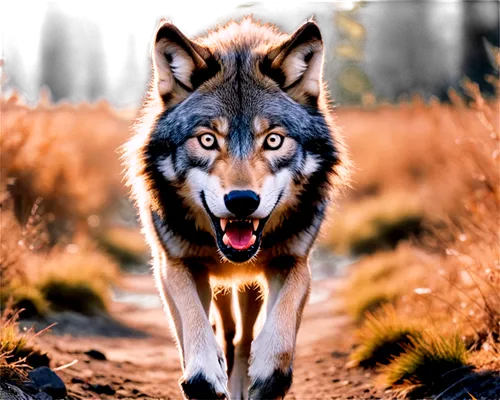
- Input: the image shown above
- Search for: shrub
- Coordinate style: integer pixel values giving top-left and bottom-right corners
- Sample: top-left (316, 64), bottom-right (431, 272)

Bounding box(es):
top-left (344, 246), bottom-right (426, 321)
top-left (36, 249), bottom-right (119, 315)
top-left (321, 193), bottom-right (424, 255)
top-left (96, 226), bottom-right (148, 266)
top-left (350, 306), bottom-right (422, 368)
top-left (383, 333), bottom-right (469, 393)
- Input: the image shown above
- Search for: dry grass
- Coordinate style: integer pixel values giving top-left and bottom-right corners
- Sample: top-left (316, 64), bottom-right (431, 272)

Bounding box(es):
top-left (0, 283), bottom-right (49, 318)
top-left (339, 51), bottom-right (499, 396)
top-left (0, 187), bottom-right (121, 318)
top-left (96, 226), bottom-right (148, 266)
top-left (323, 192), bottom-right (425, 255)
top-left (350, 305), bottom-right (423, 368)
top-left (0, 306), bottom-right (50, 383)
top-left (321, 81), bottom-right (499, 255)
top-left (36, 247), bottom-right (120, 315)
top-left (1, 87), bottom-right (130, 320)
top-left (383, 333), bottom-right (469, 397)
top-left (351, 308), bottom-right (470, 397)
top-left (344, 245), bottom-right (426, 321)
top-left (0, 88), bottom-right (133, 236)
top-left (0, 72), bottom-right (137, 383)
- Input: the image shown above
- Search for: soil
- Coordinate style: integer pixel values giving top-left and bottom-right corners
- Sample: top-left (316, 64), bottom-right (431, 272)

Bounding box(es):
top-left (34, 272), bottom-right (386, 400)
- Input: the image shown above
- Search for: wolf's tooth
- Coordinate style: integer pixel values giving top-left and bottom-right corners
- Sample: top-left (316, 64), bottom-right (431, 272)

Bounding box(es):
top-left (223, 234), bottom-right (229, 245)
top-left (253, 219), bottom-right (259, 231)
top-left (249, 234), bottom-right (256, 246)
top-left (220, 218), bottom-right (227, 231)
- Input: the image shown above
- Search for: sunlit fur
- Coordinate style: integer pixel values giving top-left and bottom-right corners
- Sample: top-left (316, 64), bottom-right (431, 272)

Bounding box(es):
top-left (124, 16), bottom-right (348, 400)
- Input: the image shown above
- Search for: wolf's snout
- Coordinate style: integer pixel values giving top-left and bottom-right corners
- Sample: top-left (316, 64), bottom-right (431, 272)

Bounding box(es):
top-left (224, 190), bottom-right (260, 217)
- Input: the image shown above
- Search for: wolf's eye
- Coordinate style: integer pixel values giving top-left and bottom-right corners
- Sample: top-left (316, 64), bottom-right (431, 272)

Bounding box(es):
top-left (198, 133), bottom-right (218, 150)
top-left (264, 133), bottom-right (284, 150)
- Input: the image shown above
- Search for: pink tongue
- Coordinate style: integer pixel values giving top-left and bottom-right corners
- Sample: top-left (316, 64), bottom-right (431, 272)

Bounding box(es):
top-left (226, 223), bottom-right (253, 250)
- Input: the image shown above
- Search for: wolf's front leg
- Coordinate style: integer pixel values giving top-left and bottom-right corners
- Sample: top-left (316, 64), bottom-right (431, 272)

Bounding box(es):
top-left (248, 257), bottom-right (311, 400)
top-left (157, 259), bottom-right (230, 399)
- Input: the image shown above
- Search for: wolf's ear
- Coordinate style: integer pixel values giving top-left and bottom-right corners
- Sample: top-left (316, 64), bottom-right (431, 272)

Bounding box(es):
top-left (262, 21), bottom-right (324, 107)
top-left (152, 21), bottom-right (218, 105)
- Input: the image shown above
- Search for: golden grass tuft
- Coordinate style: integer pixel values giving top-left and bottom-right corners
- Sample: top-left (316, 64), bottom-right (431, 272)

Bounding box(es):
top-left (344, 245), bottom-right (426, 321)
top-left (0, 283), bottom-right (49, 318)
top-left (39, 281), bottom-right (107, 315)
top-left (36, 248), bottom-right (120, 315)
top-left (350, 305), bottom-right (422, 368)
top-left (351, 307), bottom-right (471, 397)
top-left (383, 333), bottom-right (468, 392)
top-left (348, 290), bottom-right (397, 323)
top-left (96, 226), bottom-right (149, 266)
top-left (0, 306), bottom-right (49, 383)
top-left (322, 193), bottom-right (424, 255)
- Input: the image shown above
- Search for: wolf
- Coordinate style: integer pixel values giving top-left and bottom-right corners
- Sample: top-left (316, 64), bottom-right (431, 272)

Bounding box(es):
top-left (124, 16), bottom-right (347, 400)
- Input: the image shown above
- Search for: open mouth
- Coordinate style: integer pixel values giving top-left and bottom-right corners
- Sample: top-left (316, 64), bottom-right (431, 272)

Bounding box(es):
top-left (200, 193), bottom-right (266, 262)
top-left (221, 218), bottom-right (259, 250)
top-left (214, 216), bottom-right (265, 262)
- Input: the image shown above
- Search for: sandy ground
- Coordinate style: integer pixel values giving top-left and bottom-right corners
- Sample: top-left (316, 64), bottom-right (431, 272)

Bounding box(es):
top-left (36, 273), bottom-right (384, 400)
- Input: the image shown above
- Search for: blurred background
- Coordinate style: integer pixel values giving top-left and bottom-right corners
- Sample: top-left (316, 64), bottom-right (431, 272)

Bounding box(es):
top-left (1, 2), bottom-right (499, 400)
top-left (2, 1), bottom-right (499, 106)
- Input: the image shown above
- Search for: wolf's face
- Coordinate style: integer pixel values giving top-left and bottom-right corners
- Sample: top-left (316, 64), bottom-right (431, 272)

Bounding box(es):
top-left (140, 19), bottom-right (339, 263)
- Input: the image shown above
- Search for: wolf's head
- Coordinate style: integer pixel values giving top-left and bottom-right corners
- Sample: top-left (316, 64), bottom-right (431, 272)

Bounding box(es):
top-left (131, 17), bottom-right (344, 263)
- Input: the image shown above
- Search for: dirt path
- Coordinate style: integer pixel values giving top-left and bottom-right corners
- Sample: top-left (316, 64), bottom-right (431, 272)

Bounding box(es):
top-left (36, 273), bottom-right (383, 400)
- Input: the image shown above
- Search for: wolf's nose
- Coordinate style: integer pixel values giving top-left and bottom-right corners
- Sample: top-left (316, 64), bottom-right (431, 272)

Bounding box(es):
top-left (224, 190), bottom-right (260, 217)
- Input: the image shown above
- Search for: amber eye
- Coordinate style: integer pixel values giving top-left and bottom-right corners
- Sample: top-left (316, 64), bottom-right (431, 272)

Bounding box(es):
top-left (264, 133), bottom-right (284, 150)
top-left (198, 133), bottom-right (218, 150)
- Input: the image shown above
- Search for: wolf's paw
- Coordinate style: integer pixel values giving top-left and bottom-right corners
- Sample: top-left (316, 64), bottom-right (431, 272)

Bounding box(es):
top-left (248, 368), bottom-right (292, 400)
top-left (180, 345), bottom-right (230, 399)
top-left (180, 372), bottom-right (228, 399)
top-left (248, 329), bottom-right (294, 400)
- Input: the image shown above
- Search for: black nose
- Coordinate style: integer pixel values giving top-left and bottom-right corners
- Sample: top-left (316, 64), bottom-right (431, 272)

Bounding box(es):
top-left (224, 190), bottom-right (260, 217)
